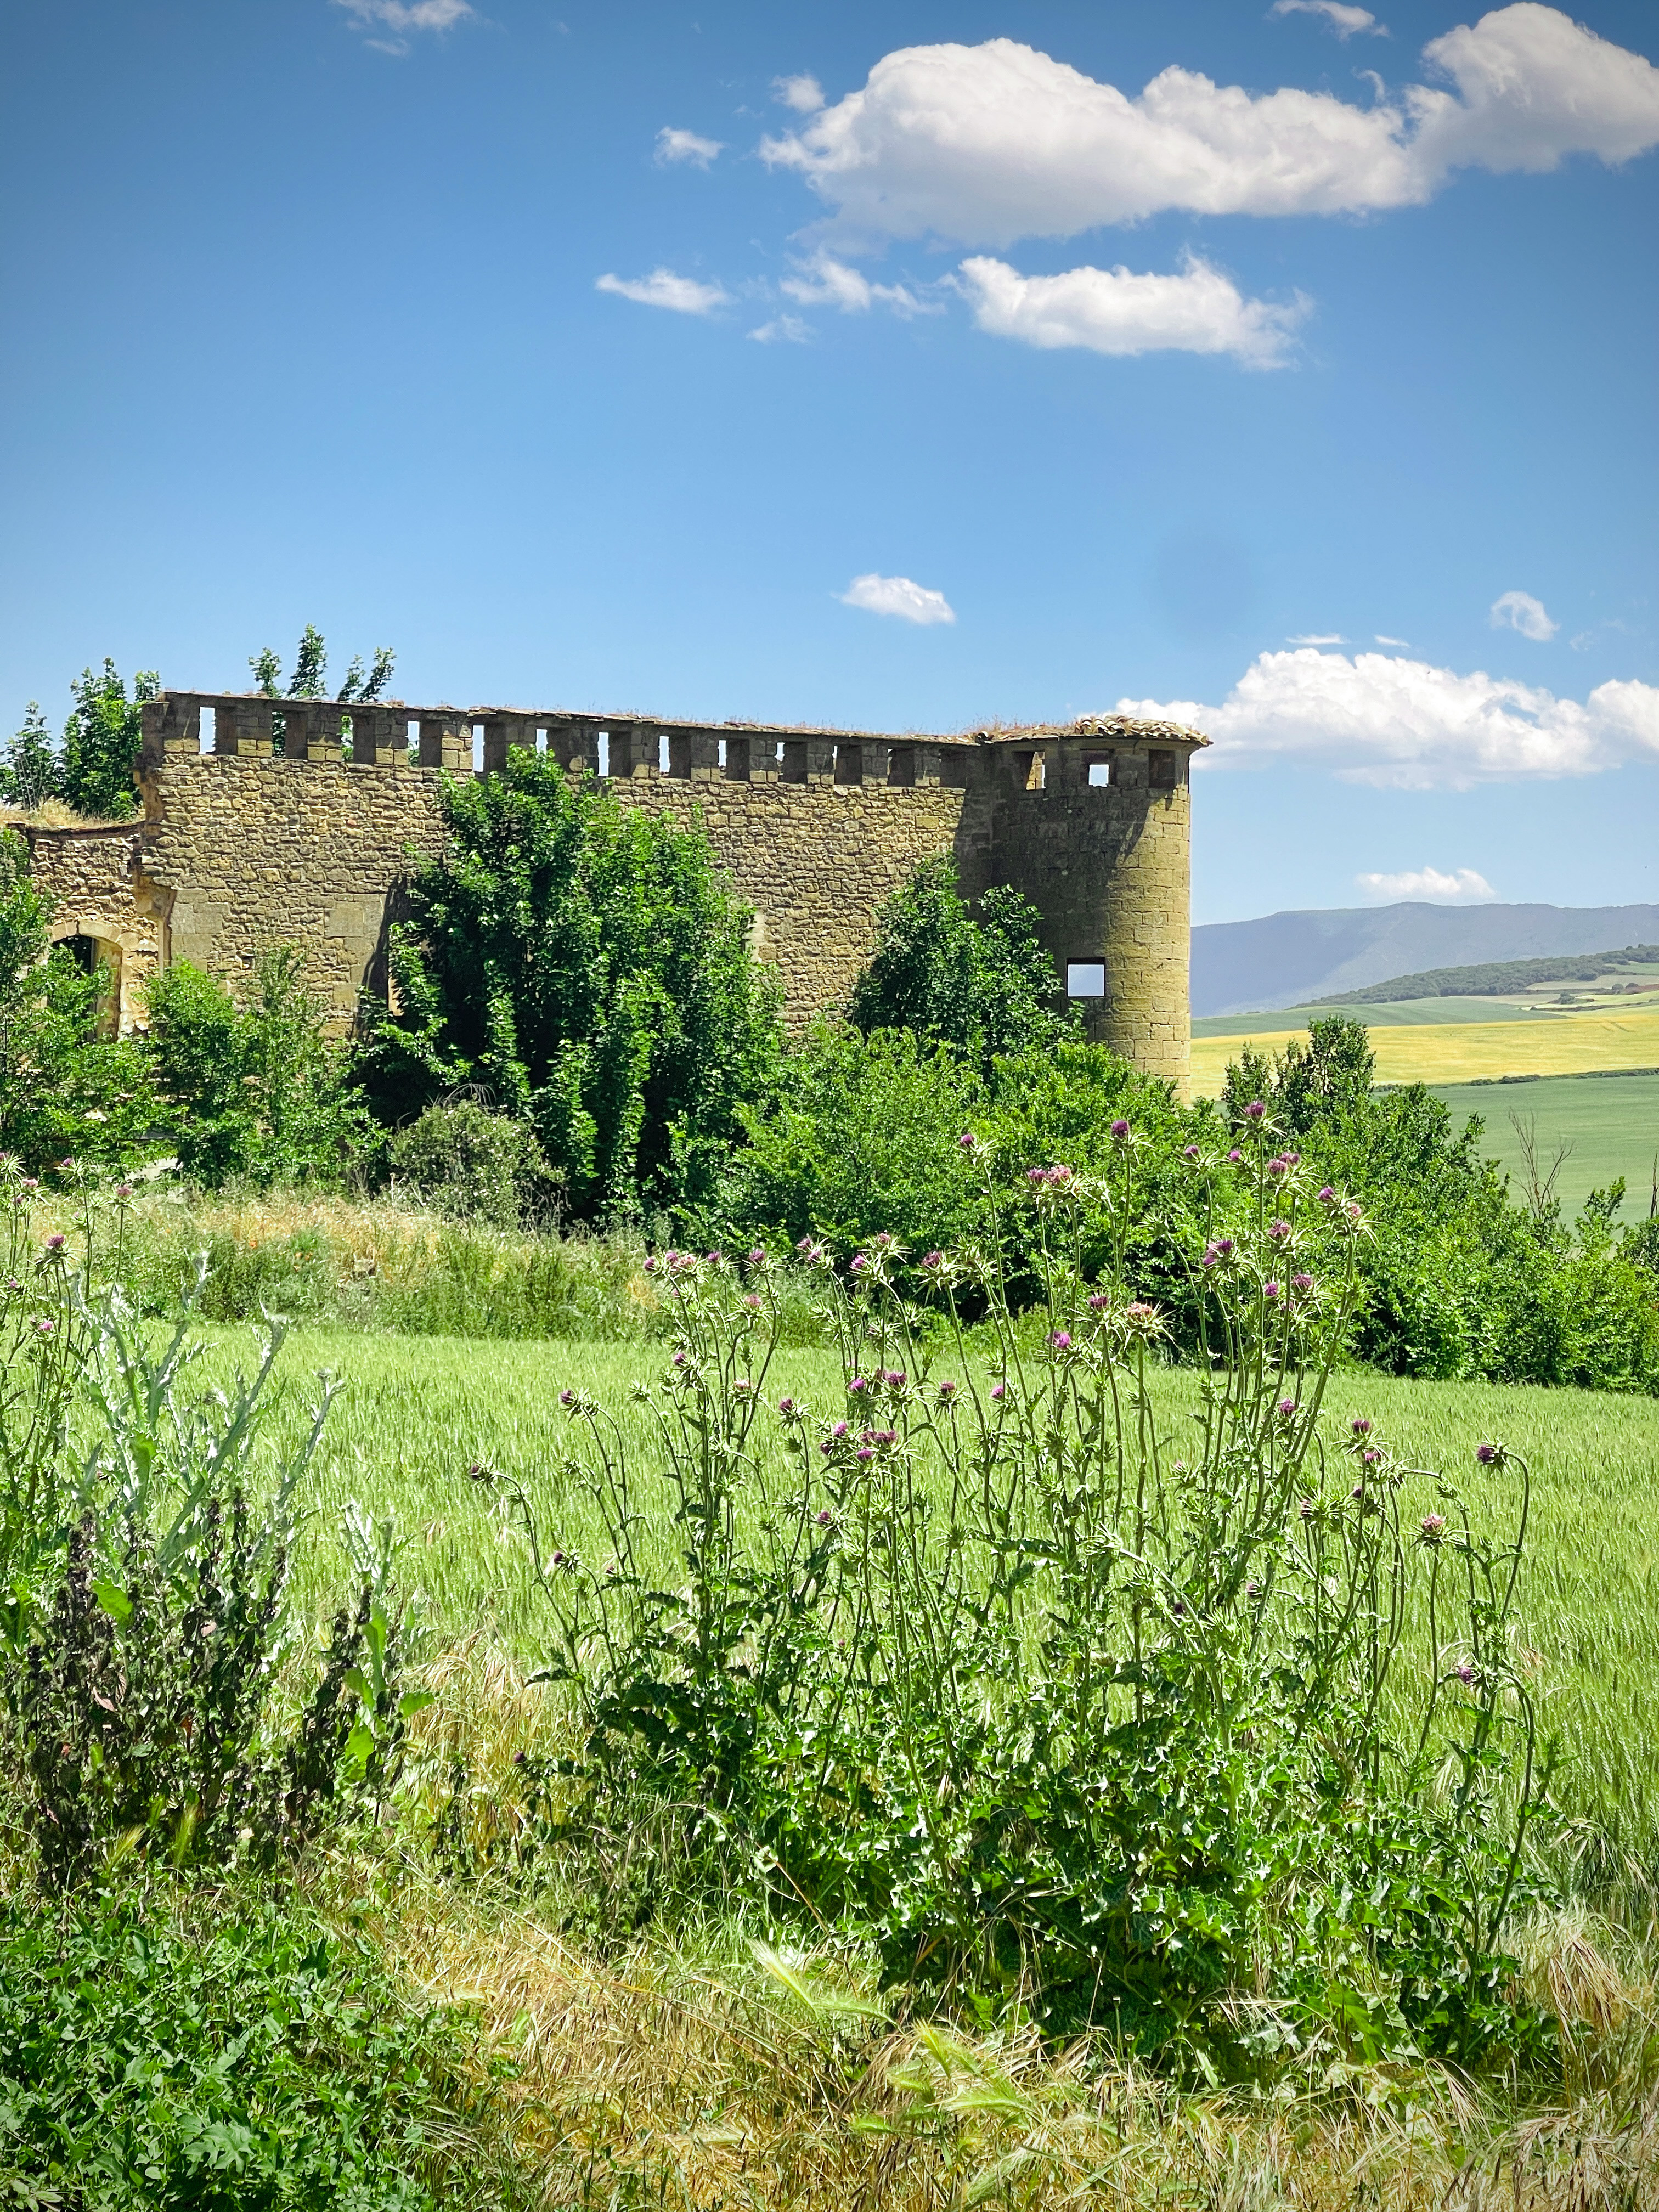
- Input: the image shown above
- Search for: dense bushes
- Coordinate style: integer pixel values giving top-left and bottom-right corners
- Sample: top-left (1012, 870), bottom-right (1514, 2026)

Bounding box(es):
top-left (847, 856), bottom-right (1078, 1069)
top-left (496, 1125), bottom-right (1556, 2073)
top-left (358, 751), bottom-right (781, 1224)
top-left (0, 1893), bottom-right (512, 2209)
top-left (146, 947), bottom-right (368, 1190)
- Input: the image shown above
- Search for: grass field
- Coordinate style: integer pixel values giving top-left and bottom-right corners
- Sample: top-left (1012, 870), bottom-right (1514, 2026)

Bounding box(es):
top-left (195, 1323), bottom-right (1659, 1863)
top-left (1432, 1070), bottom-right (1659, 1218)
top-left (1193, 995), bottom-right (1576, 1037)
top-left (1188, 1003), bottom-right (1659, 1094)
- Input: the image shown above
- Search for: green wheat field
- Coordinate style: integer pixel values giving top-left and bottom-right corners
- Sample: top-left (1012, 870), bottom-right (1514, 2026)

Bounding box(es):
top-left (194, 1323), bottom-right (1659, 1868)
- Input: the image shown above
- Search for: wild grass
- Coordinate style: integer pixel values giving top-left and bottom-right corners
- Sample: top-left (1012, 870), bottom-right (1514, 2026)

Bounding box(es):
top-left (179, 1324), bottom-right (1659, 1875)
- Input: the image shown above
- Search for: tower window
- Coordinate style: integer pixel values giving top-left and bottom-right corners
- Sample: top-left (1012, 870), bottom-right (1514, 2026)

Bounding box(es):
top-left (1149, 750), bottom-right (1177, 789)
top-left (1066, 961), bottom-right (1107, 999)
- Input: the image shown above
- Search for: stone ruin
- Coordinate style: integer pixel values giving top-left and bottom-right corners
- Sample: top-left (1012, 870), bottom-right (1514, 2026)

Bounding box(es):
top-left (17, 690), bottom-right (1207, 1093)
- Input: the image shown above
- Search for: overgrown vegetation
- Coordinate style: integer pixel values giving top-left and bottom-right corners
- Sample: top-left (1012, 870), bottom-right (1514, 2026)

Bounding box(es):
top-left (357, 747), bottom-right (781, 1224)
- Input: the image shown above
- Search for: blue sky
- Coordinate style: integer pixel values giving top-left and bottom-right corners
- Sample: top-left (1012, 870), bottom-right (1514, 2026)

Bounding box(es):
top-left (2, 0), bottom-right (1655, 924)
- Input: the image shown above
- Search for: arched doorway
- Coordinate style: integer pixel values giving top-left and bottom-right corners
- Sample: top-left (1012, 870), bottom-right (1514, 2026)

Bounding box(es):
top-left (53, 930), bottom-right (123, 1035)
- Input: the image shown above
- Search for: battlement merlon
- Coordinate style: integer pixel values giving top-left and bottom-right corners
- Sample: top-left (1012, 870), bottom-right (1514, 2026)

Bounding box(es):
top-left (86, 689), bottom-right (1205, 1094)
top-left (139, 691), bottom-right (1207, 791)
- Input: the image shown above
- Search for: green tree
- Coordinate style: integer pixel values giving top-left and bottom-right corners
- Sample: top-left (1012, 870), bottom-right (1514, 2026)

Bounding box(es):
top-left (0, 706), bottom-right (60, 812)
top-left (146, 946), bottom-right (368, 1188)
top-left (0, 833), bottom-right (159, 1170)
top-left (359, 752), bottom-right (781, 1223)
top-left (59, 662), bottom-right (157, 819)
top-left (847, 856), bottom-right (1078, 1072)
top-left (289, 624), bottom-right (328, 698)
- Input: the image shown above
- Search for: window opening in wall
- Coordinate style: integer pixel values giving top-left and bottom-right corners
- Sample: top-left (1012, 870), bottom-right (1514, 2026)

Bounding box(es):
top-left (658, 732), bottom-right (671, 773)
top-left (939, 750), bottom-right (968, 788)
top-left (596, 731), bottom-right (611, 777)
top-left (668, 732), bottom-right (692, 779)
top-left (1014, 749), bottom-right (1045, 791)
top-left (887, 745), bottom-right (915, 786)
top-left (781, 739), bottom-right (808, 785)
top-left (1149, 749), bottom-right (1176, 789)
top-left (199, 706), bottom-right (216, 755)
top-left (725, 736), bottom-right (751, 782)
top-left (716, 738), bottom-right (727, 770)
top-left (1086, 757), bottom-right (1112, 787)
top-left (1066, 961), bottom-right (1107, 999)
top-left (472, 724), bottom-right (484, 772)
top-left (535, 727), bottom-right (549, 755)
top-left (834, 743), bottom-right (862, 786)
top-left (406, 720), bottom-right (420, 763)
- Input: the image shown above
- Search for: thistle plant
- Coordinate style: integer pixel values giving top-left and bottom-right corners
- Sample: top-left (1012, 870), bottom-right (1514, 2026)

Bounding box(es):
top-left (497, 1112), bottom-right (1554, 2075)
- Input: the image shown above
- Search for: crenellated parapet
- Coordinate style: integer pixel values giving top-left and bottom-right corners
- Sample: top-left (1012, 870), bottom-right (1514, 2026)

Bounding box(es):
top-left (27, 690), bottom-right (1207, 1091)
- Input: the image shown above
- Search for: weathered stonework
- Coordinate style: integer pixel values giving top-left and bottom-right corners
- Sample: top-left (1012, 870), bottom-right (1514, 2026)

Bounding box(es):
top-left (21, 692), bottom-right (1207, 1094)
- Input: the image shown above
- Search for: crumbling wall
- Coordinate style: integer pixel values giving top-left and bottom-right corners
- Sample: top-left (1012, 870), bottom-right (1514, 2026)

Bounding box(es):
top-left (22, 693), bottom-right (1204, 1094)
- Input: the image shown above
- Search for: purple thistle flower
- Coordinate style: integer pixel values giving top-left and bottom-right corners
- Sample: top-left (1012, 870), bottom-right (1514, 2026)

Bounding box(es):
top-left (1351, 1418), bottom-right (1372, 1437)
top-left (1244, 1101), bottom-right (1267, 1120)
top-left (44, 1233), bottom-right (65, 1251)
top-left (938, 1379), bottom-right (957, 1398)
top-left (856, 1446), bottom-right (874, 1463)
top-left (1299, 1497), bottom-right (1315, 1521)
top-left (748, 1246), bottom-right (766, 1266)
top-left (1475, 1442), bottom-right (1499, 1465)
top-left (672, 1350), bottom-right (688, 1369)
top-left (115, 1183), bottom-right (132, 1200)
top-left (990, 1381), bottom-right (1006, 1401)
top-left (1263, 1280), bottom-right (1282, 1300)
top-left (1216, 1237), bottom-right (1235, 1257)
top-left (1227, 1148), bottom-right (1244, 1165)
top-left (1456, 1662), bottom-right (1475, 1686)
top-left (1182, 1144), bottom-right (1201, 1161)
top-left (958, 1131), bottom-right (979, 1152)
top-left (1317, 1186), bottom-right (1337, 1205)
top-left (1421, 1514), bottom-right (1446, 1538)
top-left (922, 1250), bottom-right (945, 1269)
top-left (849, 1254), bottom-right (868, 1275)
top-left (1268, 1219), bottom-right (1291, 1241)
top-left (1051, 1330), bottom-right (1073, 1351)
top-left (849, 1375), bottom-right (867, 1393)
top-left (778, 1397), bottom-right (796, 1414)
top-left (1087, 1291), bottom-right (1111, 1308)
top-left (1291, 1272), bottom-right (1314, 1293)
top-left (816, 1509), bottom-right (833, 1527)
top-left (1110, 1119), bottom-right (1131, 1141)
top-left (831, 1420), bottom-right (849, 1439)
top-left (558, 1387), bottom-right (575, 1406)
top-left (1278, 1398), bottom-right (1297, 1417)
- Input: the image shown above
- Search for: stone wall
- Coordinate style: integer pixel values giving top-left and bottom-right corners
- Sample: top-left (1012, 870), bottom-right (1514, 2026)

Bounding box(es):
top-left (15, 822), bottom-right (165, 1032)
top-left (21, 691), bottom-right (1206, 1095)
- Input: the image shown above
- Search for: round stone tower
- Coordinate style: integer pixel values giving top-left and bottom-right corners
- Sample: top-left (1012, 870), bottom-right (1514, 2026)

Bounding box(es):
top-left (971, 716), bottom-right (1208, 1098)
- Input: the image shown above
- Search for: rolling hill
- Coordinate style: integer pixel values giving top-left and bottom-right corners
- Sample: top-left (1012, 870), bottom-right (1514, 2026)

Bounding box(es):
top-left (1191, 902), bottom-right (1659, 1017)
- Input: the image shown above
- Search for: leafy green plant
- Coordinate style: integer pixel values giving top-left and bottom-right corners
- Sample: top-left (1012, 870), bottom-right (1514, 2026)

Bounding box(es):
top-left (389, 1100), bottom-right (558, 1228)
top-left (59, 661), bottom-right (157, 819)
top-left (358, 750), bottom-right (781, 1225)
top-left (146, 946), bottom-right (369, 1189)
top-left (490, 1115), bottom-right (1556, 2076)
top-left (0, 706), bottom-right (59, 813)
top-left (0, 1889), bottom-right (515, 2208)
top-left (847, 856), bottom-right (1079, 1071)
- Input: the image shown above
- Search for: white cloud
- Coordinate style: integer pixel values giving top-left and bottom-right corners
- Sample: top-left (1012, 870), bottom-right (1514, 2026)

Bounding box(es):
top-left (749, 314), bottom-right (814, 345)
top-left (1269, 1), bottom-right (1387, 38)
top-left (1119, 646), bottom-right (1659, 789)
top-left (780, 250), bottom-right (936, 318)
top-left (761, 10), bottom-right (1659, 246)
top-left (839, 573), bottom-right (957, 625)
top-left (1490, 588), bottom-right (1559, 641)
top-left (1355, 865), bottom-right (1497, 904)
top-left (656, 127), bottom-right (723, 168)
top-left (332, 0), bottom-right (471, 43)
top-left (957, 253), bottom-right (1307, 367)
top-left (775, 74), bottom-right (826, 114)
top-left (595, 268), bottom-right (730, 315)
top-left (1375, 633), bottom-right (1409, 645)
top-left (1288, 631), bottom-right (1347, 645)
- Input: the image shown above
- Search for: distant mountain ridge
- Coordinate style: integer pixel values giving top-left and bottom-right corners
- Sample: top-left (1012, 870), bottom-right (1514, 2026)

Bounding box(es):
top-left (1191, 902), bottom-right (1659, 1018)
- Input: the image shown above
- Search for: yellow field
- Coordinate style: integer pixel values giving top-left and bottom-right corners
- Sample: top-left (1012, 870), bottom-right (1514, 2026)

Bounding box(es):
top-left (1188, 1004), bottom-right (1659, 1096)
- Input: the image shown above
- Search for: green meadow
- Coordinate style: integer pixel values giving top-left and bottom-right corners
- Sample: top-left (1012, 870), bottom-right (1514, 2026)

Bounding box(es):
top-left (1432, 1069), bottom-right (1659, 1217)
top-left (201, 1323), bottom-right (1659, 1866)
